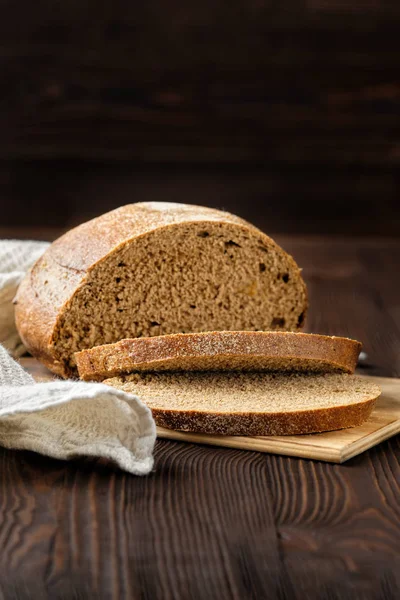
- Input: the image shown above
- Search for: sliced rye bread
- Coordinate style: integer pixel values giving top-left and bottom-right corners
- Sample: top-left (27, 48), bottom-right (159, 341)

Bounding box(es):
top-left (103, 372), bottom-right (381, 436)
top-left (15, 202), bottom-right (308, 378)
top-left (76, 331), bottom-right (361, 381)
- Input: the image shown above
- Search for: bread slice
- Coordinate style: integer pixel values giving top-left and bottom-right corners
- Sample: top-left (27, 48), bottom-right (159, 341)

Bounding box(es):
top-left (15, 202), bottom-right (308, 378)
top-left (76, 331), bottom-right (361, 381)
top-left (103, 372), bottom-right (380, 436)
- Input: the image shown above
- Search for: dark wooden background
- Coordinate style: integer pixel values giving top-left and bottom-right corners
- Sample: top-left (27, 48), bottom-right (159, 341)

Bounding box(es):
top-left (1, 0), bottom-right (400, 236)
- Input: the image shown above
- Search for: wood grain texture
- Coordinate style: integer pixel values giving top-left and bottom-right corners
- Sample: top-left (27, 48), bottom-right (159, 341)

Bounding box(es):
top-left (1, 0), bottom-right (400, 236)
top-left (1, 0), bottom-right (400, 165)
top-left (1, 236), bottom-right (400, 599)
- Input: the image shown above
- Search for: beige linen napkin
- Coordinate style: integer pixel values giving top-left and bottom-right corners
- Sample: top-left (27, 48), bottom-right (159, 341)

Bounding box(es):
top-left (0, 240), bottom-right (156, 475)
top-left (0, 239), bottom-right (50, 356)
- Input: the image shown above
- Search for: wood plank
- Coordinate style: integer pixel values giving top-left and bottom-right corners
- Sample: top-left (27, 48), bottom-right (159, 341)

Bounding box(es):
top-left (269, 436), bottom-right (400, 599)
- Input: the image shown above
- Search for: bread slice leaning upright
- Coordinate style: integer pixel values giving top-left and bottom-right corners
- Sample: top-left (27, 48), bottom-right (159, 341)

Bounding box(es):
top-left (103, 372), bottom-right (381, 436)
top-left (75, 331), bottom-right (361, 381)
top-left (15, 202), bottom-right (308, 378)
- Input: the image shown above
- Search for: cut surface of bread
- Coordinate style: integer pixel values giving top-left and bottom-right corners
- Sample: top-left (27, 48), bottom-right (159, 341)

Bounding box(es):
top-left (15, 202), bottom-right (307, 378)
top-left (76, 331), bottom-right (361, 381)
top-left (103, 372), bottom-right (380, 436)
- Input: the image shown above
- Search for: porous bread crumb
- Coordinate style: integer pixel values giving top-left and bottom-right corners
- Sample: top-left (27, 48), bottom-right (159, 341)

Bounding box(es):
top-left (55, 221), bottom-right (307, 374)
top-left (15, 202), bottom-right (308, 378)
top-left (104, 372), bottom-right (379, 414)
top-left (103, 372), bottom-right (380, 436)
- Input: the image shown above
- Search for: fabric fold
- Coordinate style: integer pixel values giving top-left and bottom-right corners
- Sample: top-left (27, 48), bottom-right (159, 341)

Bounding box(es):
top-left (0, 239), bottom-right (50, 356)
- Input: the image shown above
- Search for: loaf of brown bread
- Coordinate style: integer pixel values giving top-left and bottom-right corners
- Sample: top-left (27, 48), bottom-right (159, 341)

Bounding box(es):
top-left (103, 372), bottom-right (380, 436)
top-left (15, 202), bottom-right (308, 378)
top-left (75, 331), bottom-right (361, 381)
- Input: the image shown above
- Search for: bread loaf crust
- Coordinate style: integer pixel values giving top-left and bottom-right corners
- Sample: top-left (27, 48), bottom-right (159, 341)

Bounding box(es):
top-left (150, 398), bottom-right (377, 436)
top-left (15, 203), bottom-right (308, 377)
top-left (76, 331), bottom-right (361, 381)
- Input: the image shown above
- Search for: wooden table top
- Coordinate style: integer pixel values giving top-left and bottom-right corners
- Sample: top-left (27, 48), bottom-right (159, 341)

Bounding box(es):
top-left (1, 236), bottom-right (400, 599)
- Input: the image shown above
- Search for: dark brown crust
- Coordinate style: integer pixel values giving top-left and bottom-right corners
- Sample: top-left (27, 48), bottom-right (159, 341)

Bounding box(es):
top-left (15, 203), bottom-right (308, 378)
top-left (150, 398), bottom-right (378, 436)
top-left (76, 331), bottom-right (361, 381)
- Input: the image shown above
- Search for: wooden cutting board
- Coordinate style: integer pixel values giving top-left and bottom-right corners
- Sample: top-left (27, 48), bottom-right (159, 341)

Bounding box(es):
top-left (22, 358), bottom-right (400, 463)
